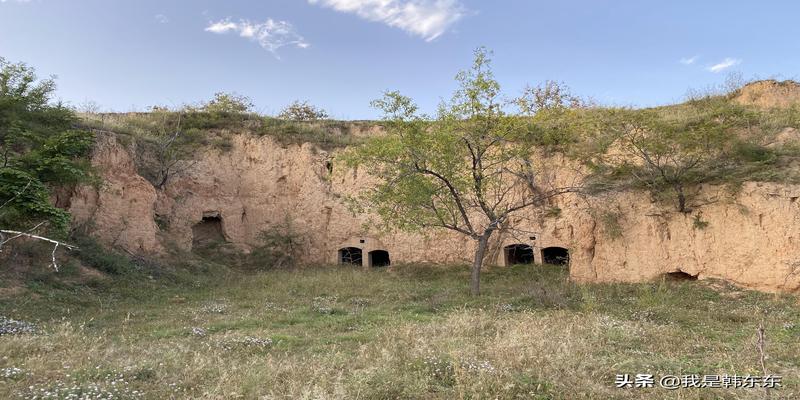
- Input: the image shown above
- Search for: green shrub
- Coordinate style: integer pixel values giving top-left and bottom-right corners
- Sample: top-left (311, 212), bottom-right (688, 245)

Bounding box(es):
top-left (543, 207), bottom-right (561, 218)
top-left (258, 118), bottom-right (362, 149)
top-left (244, 219), bottom-right (303, 270)
top-left (692, 213), bottom-right (710, 230)
top-left (72, 236), bottom-right (137, 276)
top-left (599, 210), bottom-right (624, 239)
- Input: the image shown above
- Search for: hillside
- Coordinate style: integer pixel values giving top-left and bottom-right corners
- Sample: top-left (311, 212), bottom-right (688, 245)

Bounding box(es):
top-left (6, 82), bottom-right (779, 295)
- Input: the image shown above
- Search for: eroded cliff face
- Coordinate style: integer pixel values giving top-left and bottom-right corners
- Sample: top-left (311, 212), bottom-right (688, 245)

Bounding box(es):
top-left (566, 185), bottom-right (800, 293)
top-left (69, 132), bottom-right (477, 265)
top-left (68, 131), bottom-right (800, 293)
top-left (69, 134), bottom-right (161, 254)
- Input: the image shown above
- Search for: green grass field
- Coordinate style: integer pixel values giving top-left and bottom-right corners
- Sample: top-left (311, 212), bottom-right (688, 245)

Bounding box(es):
top-left (1, 262), bottom-right (798, 399)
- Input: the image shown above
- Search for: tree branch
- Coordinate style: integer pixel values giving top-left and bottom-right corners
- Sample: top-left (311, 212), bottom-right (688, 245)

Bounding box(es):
top-left (413, 162), bottom-right (477, 236)
top-left (0, 228), bottom-right (78, 271)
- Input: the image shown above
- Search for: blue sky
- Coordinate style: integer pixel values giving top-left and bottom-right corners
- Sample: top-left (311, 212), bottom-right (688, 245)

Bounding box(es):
top-left (1, 0), bottom-right (799, 119)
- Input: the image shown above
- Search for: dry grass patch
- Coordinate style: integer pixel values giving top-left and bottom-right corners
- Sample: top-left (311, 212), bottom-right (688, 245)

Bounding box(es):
top-left (1, 265), bottom-right (798, 399)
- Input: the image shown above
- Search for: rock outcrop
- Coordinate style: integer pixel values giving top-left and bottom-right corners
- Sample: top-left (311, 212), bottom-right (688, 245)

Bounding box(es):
top-left (734, 80), bottom-right (800, 109)
top-left (69, 134), bottom-right (162, 253)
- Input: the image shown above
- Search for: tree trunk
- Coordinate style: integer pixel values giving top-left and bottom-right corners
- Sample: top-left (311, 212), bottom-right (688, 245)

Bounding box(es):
top-left (470, 232), bottom-right (492, 296)
top-left (676, 184), bottom-right (687, 213)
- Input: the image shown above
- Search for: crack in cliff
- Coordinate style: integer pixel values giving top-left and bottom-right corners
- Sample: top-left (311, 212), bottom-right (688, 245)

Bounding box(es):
top-left (588, 218), bottom-right (599, 280)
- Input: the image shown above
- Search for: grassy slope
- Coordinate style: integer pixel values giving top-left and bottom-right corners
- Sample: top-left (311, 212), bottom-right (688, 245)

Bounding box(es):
top-left (1, 261), bottom-right (798, 399)
top-left (77, 112), bottom-right (371, 150)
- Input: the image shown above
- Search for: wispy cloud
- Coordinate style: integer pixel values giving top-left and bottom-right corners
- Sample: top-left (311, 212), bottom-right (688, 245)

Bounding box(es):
top-left (205, 18), bottom-right (310, 57)
top-left (679, 55), bottom-right (698, 65)
top-left (308, 0), bottom-right (466, 41)
top-left (708, 57), bottom-right (741, 73)
top-left (155, 14), bottom-right (169, 24)
top-left (1, 0), bottom-right (32, 3)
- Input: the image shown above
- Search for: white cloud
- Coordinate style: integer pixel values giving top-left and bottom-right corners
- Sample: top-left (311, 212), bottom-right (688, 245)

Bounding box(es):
top-left (205, 18), bottom-right (310, 57)
top-left (155, 14), bottom-right (169, 24)
top-left (708, 57), bottom-right (741, 73)
top-left (1, 0), bottom-right (32, 3)
top-left (308, 0), bottom-right (466, 41)
top-left (679, 55), bottom-right (698, 65)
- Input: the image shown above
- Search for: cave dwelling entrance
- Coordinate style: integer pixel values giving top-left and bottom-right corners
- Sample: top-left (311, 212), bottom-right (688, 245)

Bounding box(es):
top-left (192, 214), bottom-right (225, 249)
top-left (338, 247), bottom-right (363, 266)
top-left (541, 247), bottom-right (569, 266)
top-left (504, 244), bottom-right (534, 265)
top-left (368, 250), bottom-right (391, 268)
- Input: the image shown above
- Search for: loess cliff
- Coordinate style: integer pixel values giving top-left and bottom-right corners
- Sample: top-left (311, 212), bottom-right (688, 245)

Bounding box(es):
top-left (67, 124), bottom-right (800, 293)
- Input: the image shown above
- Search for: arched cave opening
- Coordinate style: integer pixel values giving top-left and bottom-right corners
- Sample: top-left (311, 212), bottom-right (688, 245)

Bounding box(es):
top-left (541, 247), bottom-right (569, 266)
top-left (504, 244), bottom-right (534, 265)
top-left (338, 247), bottom-right (363, 266)
top-left (192, 215), bottom-right (225, 249)
top-left (665, 270), bottom-right (698, 281)
top-left (368, 250), bottom-right (391, 268)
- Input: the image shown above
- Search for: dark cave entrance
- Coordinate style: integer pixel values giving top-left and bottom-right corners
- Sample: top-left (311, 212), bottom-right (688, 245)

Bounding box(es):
top-left (504, 244), bottom-right (534, 265)
top-left (368, 250), bottom-right (391, 268)
top-left (192, 215), bottom-right (225, 249)
top-left (338, 247), bottom-right (363, 266)
top-left (541, 247), bottom-right (569, 266)
top-left (665, 270), bottom-right (698, 281)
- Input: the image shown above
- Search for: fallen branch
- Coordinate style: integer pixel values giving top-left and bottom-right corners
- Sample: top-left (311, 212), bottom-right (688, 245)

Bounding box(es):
top-left (0, 229), bottom-right (78, 271)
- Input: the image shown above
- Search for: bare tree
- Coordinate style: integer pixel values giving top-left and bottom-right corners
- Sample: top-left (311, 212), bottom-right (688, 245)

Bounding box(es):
top-left (154, 113), bottom-right (183, 189)
top-left (144, 111), bottom-right (197, 190)
top-left (517, 80), bottom-right (591, 116)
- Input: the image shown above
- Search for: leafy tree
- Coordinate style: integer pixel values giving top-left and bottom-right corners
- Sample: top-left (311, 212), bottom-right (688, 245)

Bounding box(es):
top-left (347, 48), bottom-right (579, 295)
top-left (278, 100), bottom-right (329, 121)
top-left (0, 58), bottom-right (93, 267)
top-left (0, 58), bottom-right (93, 232)
top-left (584, 100), bottom-right (772, 213)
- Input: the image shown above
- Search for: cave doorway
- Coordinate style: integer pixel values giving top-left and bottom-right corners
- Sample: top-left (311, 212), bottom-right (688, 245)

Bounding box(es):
top-left (665, 270), bottom-right (698, 281)
top-left (541, 247), bottom-right (569, 266)
top-left (338, 247), bottom-right (363, 266)
top-left (192, 215), bottom-right (225, 249)
top-left (368, 250), bottom-right (391, 268)
top-left (504, 244), bottom-right (534, 265)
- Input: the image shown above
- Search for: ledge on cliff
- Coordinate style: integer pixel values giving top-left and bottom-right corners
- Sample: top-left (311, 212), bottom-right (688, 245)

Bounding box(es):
top-left (77, 112), bottom-right (384, 151)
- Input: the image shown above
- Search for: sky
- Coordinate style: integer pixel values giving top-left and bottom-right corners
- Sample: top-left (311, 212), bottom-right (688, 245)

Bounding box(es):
top-left (1, 0), bottom-right (799, 119)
